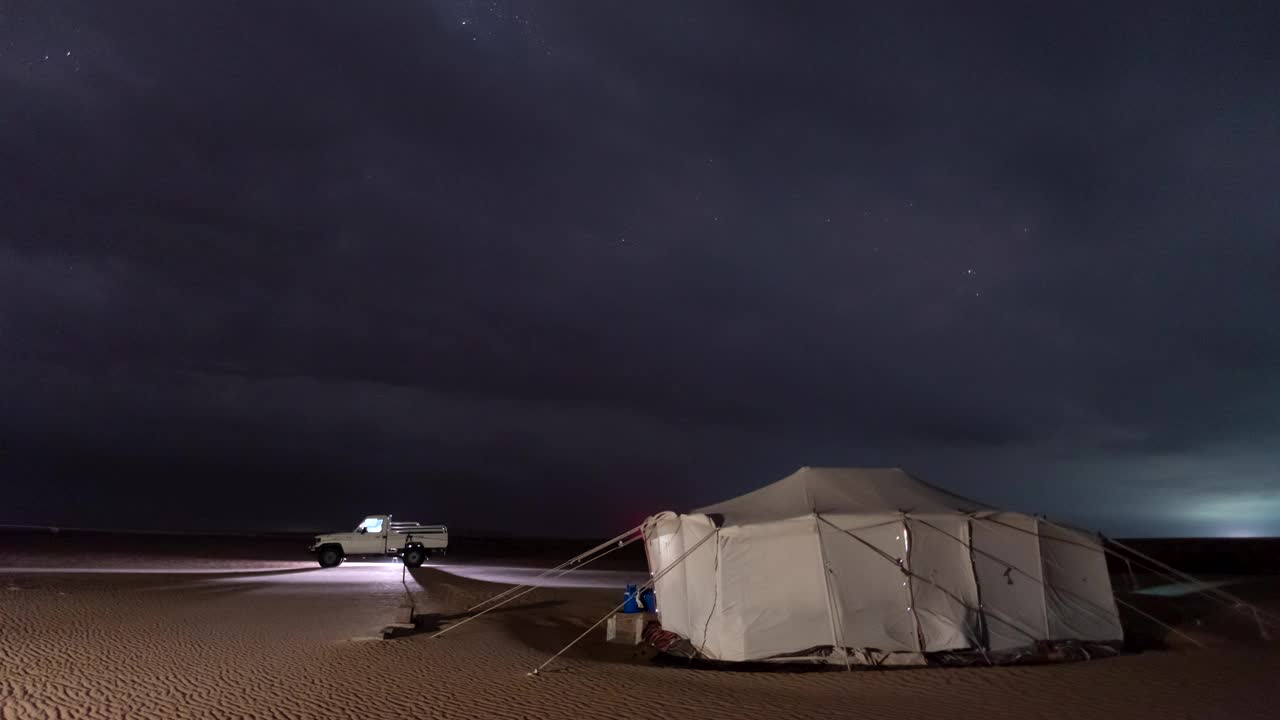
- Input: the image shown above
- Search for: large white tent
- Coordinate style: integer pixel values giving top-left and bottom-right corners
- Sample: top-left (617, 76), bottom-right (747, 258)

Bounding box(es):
top-left (642, 467), bottom-right (1123, 665)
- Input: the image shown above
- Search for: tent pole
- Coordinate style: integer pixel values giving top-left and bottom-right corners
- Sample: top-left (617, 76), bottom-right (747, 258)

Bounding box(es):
top-left (694, 528), bottom-right (722, 659)
top-left (640, 518), bottom-right (656, 581)
top-left (965, 518), bottom-right (993, 662)
top-left (814, 513), bottom-right (851, 670)
top-left (1034, 519), bottom-right (1052, 639)
top-left (902, 516), bottom-right (927, 655)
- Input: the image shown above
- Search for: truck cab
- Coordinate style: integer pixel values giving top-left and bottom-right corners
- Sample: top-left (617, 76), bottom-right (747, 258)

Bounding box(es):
top-left (309, 514), bottom-right (448, 568)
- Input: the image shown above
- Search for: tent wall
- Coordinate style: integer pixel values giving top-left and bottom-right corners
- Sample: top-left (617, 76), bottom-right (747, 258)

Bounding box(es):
top-left (819, 513), bottom-right (918, 654)
top-left (645, 512), bottom-right (690, 637)
top-left (643, 513), bottom-right (720, 654)
top-left (905, 514), bottom-right (982, 651)
top-left (645, 509), bottom-right (727, 650)
top-left (720, 517), bottom-right (833, 660)
top-left (1038, 521), bottom-right (1124, 642)
top-left (645, 508), bottom-right (1121, 664)
top-left (970, 512), bottom-right (1051, 650)
top-left (678, 515), bottom-right (722, 656)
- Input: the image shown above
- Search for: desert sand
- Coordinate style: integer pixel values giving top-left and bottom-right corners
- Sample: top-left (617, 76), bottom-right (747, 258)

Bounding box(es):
top-left (2, 534), bottom-right (1278, 720)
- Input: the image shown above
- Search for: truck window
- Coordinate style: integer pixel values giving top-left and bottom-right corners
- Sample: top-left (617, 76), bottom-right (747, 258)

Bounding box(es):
top-left (358, 517), bottom-right (384, 534)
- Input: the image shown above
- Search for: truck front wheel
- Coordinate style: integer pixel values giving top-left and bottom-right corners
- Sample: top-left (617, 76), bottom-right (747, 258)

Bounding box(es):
top-left (402, 547), bottom-right (426, 568)
top-left (317, 546), bottom-right (344, 568)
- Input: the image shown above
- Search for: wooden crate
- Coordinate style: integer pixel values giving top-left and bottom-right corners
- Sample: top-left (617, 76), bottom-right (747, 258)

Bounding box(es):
top-left (606, 612), bottom-right (652, 645)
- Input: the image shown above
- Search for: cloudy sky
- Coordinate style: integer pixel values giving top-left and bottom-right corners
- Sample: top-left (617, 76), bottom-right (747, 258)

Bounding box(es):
top-left (2, 1), bottom-right (1277, 536)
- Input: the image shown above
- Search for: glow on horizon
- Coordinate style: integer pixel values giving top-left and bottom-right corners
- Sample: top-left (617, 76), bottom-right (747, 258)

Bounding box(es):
top-left (1220, 527), bottom-right (1266, 538)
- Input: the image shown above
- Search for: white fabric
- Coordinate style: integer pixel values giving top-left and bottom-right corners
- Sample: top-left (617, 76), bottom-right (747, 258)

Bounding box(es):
top-left (970, 512), bottom-right (1050, 650)
top-left (644, 467), bottom-right (1122, 663)
top-left (1039, 521), bottom-right (1124, 641)
top-left (696, 467), bottom-right (988, 524)
top-left (645, 513), bottom-right (689, 637)
top-left (819, 513), bottom-right (917, 653)
top-left (906, 514), bottom-right (982, 651)
top-left (720, 517), bottom-right (832, 660)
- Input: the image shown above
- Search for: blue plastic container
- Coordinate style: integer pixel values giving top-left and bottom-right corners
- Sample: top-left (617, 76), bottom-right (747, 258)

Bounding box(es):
top-left (640, 589), bottom-right (657, 613)
top-left (622, 584), bottom-right (642, 613)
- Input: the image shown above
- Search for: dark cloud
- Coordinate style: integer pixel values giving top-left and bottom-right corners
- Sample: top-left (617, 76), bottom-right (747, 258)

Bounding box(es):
top-left (2, 1), bottom-right (1278, 536)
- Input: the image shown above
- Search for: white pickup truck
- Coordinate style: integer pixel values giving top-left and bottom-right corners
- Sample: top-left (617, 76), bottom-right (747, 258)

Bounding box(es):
top-left (309, 515), bottom-right (448, 568)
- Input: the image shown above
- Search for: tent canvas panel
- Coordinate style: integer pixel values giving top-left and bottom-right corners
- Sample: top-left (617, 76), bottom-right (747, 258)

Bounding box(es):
top-left (819, 513), bottom-right (918, 653)
top-left (645, 512), bottom-right (718, 647)
top-left (1039, 521), bottom-right (1123, 642)
top-left (906, 515), bottom-right (982, 651)
top-left (645, 512), bottom-right (692, 638)
top-left (718, 516), bottom-right (833, 661)
top-left (970, 512), bottom-right (1051, 650)
top-left (676, 514), bottom-right (722, 655)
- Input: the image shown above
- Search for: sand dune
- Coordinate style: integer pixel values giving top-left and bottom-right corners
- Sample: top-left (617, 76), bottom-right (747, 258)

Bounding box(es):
top-left (2, 542), bottom-right (1278, 719)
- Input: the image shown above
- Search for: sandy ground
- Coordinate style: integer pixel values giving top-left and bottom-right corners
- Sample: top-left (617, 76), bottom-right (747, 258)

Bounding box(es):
top-left (2, 538), bottom-right (1279, 719)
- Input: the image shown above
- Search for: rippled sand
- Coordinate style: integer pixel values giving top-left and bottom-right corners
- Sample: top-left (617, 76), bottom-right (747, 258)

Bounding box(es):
top-left (2, 545), bottom-right (1278, 719)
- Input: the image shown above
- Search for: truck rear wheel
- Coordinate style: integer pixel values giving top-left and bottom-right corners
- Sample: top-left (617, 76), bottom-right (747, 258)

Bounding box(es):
top-left (317, 546), bottom-right (344, 568)
top-left (402, 547), bottom-right (426, 568)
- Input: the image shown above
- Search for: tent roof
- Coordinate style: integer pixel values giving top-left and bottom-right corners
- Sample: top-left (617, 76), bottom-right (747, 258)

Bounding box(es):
top-left (694, 467), bottom-right (990, 525)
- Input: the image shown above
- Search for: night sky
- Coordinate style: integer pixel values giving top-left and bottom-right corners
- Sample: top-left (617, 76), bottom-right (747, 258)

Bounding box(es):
top-left (2, 2), bottom-right (1277, 537)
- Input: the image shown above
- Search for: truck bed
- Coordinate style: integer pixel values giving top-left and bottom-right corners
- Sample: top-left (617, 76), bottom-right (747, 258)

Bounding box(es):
top-left (390, 522), bottom-right (448, 548)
